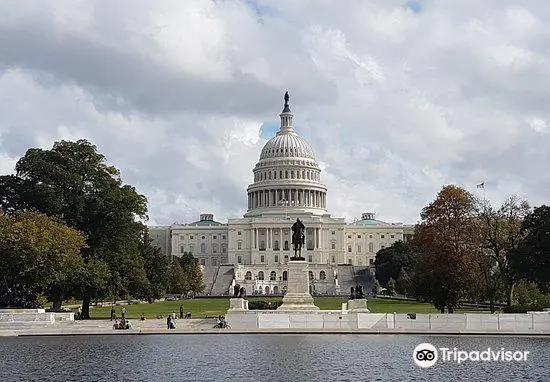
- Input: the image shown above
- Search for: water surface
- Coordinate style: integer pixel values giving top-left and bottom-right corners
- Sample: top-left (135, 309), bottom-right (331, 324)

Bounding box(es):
top-left (1, 334), bottom-right (549, 381)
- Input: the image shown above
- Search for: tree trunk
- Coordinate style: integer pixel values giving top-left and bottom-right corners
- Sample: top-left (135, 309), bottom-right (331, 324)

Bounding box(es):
top-left (81, 292), bottom-right (91, 320)
top-left (52, 296), bottom-right (63, 312)
top-left (507, 282), bottom-right (515, 307)
top-left (489, 299), bottom-right (495, 314)
top-left (440, 307), bottom-right (445, 313)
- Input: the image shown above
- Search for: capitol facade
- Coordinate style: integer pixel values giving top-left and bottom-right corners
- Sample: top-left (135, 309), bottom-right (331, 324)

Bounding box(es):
top-left (150, 94), bottom-right (414, 296)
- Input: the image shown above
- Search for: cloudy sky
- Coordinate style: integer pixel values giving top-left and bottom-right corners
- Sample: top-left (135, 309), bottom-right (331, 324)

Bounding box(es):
top-left (1, 0), bottom-right (549, 225)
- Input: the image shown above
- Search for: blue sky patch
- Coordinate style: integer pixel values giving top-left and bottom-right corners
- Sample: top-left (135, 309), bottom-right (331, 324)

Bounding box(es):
top-left (405, 0), bottom-right (422, 13)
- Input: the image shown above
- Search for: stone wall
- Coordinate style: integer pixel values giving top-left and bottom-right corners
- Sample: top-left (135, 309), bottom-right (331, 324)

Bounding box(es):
top-left (226, 311), bottom-right (550, 333)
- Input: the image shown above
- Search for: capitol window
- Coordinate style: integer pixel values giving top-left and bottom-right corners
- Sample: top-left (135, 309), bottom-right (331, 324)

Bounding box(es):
top-left (332, 231), bottom-right (335, 235)
top-left (309, 271), bottom-right (314, 280)
top-left (284, 240), bottom-right (289, 250)
top-left (222, 244), bottom-right (227, 253)
top-left (213, 244), bottom-right (218, 253)
top-left (238, 231), bottom-right (242, 235)
top-left (308, 255), bottom-right (312, 262)
top-left (200, 243), bottom-right (206, 253)
top-left (190, 236), bottom-right (194, 239)
top-left (274, 255), bottom-right (279, 263)
top-left (180, 246), bottom-right (184, 253)
top-left (381, 234), bottom-right (385, 239)
top-left (245, 271), bottom-right (252, 280)
top-left (260, 255), bottom-right (265, 263)
top-left (391, 234), bottom-right (395, 239)
top-left (258, 271), bottom-right (264, 280)
top-left (237, 241), bottom-right (242, 250)
top-left (331, 256), bottom-right (335, 263)
top-left (274, 240), bottom-right (279, 250)
top-left (331, 242), bottom-right (336, 250)
top-left (202, 236), bottom-right (205, 239)
top-left (270, 271), bottom-right (276, 281)
top-left (358, 235), bottom-right (361, 238)
top-left (283, 271), bottom-right (288, 280)
top-left (237, 256), bottom-right (242, 264)
top-left (348, 245), bottom-right (352, 252)
top-left (213, 235), bottom-right (217, 239)
top-left (357, 245), bottom-right (361, 253)
top-left (320, 271), bottom-right (326, 280)
top-left (368, 243), bottom-right (374, 252)
top-left (369, 259), bottom-right (374, 265)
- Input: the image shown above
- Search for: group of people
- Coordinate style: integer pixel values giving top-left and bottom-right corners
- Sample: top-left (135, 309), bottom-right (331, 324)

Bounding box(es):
top-left (214, 315), bottom-right (229, 329)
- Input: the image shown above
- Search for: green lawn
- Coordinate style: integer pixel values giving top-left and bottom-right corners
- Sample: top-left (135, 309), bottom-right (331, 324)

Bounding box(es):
top-left (88, 297), bottom-right (497, 319)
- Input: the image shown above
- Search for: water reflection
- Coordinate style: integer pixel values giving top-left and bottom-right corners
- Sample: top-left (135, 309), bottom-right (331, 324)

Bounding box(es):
top-left (0, 335), bottom-right (549, 381)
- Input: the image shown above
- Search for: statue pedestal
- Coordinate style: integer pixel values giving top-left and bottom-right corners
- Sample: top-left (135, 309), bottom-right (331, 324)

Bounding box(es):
top-left (228, 298), bottom-right (249, 312)
top-left (347, 299), bottom-right (370, 313)
top-left (278, 260), bottom-right (319, 311)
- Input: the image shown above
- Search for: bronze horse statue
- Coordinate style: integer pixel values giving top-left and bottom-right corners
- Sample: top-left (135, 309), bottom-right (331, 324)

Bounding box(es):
top-left (291, 218), bottom-right (305, 259)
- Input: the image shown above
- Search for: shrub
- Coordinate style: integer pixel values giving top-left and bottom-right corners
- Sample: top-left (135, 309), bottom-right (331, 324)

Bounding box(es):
top-left (248, 300), bottom-right (283, 310)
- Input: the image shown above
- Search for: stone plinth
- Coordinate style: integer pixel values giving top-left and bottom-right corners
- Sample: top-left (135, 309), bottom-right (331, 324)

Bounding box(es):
top-left (278, 260), bottom-right (319, 311)
top-left (228, 298), bottom-right (249, 312)
top-left (347, 299), bottom-right (370, 313)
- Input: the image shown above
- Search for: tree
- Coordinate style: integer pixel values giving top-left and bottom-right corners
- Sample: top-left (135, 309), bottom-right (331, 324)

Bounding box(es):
top-left (509, 205), bottom-right (550, 291)
top-left (476, 195), bottom-right (530, 308)
top-left (412, 185), bottom-right (479, 313)
top-left (374, 240), bottom-right (415, 287)
top-left (373, 280), bottom-right (381, 296)
top-left (0, 211), bottom-right (85, 308)
top-left (183, 258), bottom-right (205, 295)
top-left (387, 278), bottom-right (397, 296)
top-left (167, 260), bottom-right (188, 295)
top-left (395, 268), bottom-right (412, 296)
top-left (0, 140), bottom-right (152, 318)
top-left (140, 234), bottom-right (170, 302)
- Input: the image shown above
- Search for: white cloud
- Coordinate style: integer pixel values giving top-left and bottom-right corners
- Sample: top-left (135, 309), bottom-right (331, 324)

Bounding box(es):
top-left (1, 0), bottom-right (549, 225)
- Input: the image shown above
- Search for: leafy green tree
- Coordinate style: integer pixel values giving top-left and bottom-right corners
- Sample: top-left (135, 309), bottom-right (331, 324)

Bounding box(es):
top-left (387, 278), bottom-right (397, 296)
top-left (509, 205), bottom-right (550, 291)
top-left (476, 195), bottom-right (530, 308)
top-left (0, 140), bottom-right (161, 318)
top-left (0, 211), bottom-right (85, 308)
top-left (167, 260), bottom-right (188, 295)
top-left (412, 185), bottom-right (479, 313)
top-left (374, 240), bottom-right (415, 287)
top-left (140, 234), bottom-right (170, 301)
top-left (373, 280), bottom-right (381, 297)
top-left (395, 268), bottom-right (412, 296)
top-left (183, 258), bottom-right (205, 295)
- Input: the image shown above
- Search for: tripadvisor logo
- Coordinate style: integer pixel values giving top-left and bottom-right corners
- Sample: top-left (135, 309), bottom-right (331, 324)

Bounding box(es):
top-left (413, 343), bottom-right (530, 368)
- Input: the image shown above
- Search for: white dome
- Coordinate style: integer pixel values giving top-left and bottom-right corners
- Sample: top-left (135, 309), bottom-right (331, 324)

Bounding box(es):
top-left (260, 131), bottom-right (317, 161)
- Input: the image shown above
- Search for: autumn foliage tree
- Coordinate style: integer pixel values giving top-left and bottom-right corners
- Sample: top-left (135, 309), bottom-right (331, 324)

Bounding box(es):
top-left (412, 185), bottom-right (480, 313)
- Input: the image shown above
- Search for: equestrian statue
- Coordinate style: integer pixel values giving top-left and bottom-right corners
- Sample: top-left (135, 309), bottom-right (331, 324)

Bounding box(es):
top-left (291, 218), bottom-right (306, 260)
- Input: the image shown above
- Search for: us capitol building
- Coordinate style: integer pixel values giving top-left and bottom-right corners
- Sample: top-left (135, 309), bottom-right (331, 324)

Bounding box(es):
top-left (150, 93), bottom-right (414, 296)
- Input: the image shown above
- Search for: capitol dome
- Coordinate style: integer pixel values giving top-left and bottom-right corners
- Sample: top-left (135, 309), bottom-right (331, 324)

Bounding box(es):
top-left (244, 92), bottom-right (327, 218)
top-left (259, 131), bottom-right (317, 161)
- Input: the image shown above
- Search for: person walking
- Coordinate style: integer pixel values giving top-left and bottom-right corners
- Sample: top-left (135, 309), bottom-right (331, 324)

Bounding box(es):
top-left (110, 307), bottom-right (116, 321)
top-left (179, 304), bottom-right (184, 319)
top-left (121, 307), bottom-right (126, 319)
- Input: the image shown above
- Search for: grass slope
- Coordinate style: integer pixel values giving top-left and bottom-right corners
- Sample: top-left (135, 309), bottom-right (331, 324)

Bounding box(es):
top-left (89, 297), bottom-right (495, 319)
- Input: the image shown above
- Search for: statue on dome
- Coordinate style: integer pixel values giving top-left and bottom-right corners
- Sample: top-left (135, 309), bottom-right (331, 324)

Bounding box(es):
top-left (283, 91), bottom-right (290, 112)
top-left (291, 218), bottom-right (305, 260)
